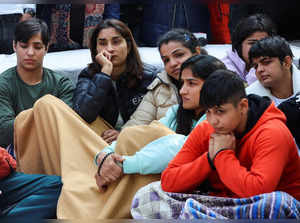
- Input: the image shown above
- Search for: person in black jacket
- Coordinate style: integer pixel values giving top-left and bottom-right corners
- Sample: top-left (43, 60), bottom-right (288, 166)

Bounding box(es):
top-left (278, 92), bottom-right (300, 150)
top-left (73, 19), bottom-right (157, 144)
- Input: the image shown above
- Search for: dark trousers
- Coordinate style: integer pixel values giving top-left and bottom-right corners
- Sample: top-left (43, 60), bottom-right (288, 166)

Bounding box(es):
top-left (0, 172), bottom-right (62, 218)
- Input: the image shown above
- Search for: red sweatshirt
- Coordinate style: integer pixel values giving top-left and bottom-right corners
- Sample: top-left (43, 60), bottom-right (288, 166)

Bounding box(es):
top-left (161, 102), bottom-right (300, 200)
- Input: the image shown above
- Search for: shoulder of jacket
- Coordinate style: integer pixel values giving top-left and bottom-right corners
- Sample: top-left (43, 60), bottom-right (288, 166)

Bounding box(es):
top-left (78, 67), bottom-right (94, 78)
top-left (246, 81), bottom-right (265, 94)
top-left (142, 63), bottom-right (162, 77)
top-left (147, 71), bottom-right (171, 90)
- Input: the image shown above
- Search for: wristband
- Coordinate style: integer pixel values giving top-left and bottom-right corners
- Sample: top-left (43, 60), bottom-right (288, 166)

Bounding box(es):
top-left (207, 152), bottom-right (216, 170)
top-left (208, 148), bottom-right (231, 170)
top-left (97, 152), bottom-right (114, 176)
top-left (94, 152), bottom-right (102, 166)
top-left (213, 148), bottom-right (231, 161)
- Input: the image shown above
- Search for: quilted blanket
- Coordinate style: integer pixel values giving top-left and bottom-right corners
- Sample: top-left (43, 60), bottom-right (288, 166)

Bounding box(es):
top-left (131, 181), bottom-right (300, 219)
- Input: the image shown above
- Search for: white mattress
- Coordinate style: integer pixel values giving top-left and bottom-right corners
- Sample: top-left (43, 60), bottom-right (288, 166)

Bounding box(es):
top-left (1, 44), bottom-right (300, 85)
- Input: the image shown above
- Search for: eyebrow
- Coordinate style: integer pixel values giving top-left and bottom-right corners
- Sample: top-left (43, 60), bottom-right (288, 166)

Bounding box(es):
top-left (182, 77), bottom-right (200, 81)
top-left (213, 105), bottom-right (224, 109)
top-left (247, 38), bottom-right (259, 42)
top-left (259, 57), bottom-right (271, 63)
top-left (19, 41), bottom-right (43, 45)
top-left (161, 48), bottom-right (184, 58)
top-left (98, 36), bottom-right (122, 41)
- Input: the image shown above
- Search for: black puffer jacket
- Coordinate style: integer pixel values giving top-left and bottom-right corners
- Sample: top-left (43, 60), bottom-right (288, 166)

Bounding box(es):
top-left (73, 63), bottom-right (158, 127)
top-left (278, 93), bottom-right (300, 148)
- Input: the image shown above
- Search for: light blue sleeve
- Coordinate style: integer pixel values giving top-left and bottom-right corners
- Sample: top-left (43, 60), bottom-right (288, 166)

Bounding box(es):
top-left (94, 140), bottom-right (117, 165)
top-left (122, 107), bottom-right (207, 174)
top-left (121, 104), bottom-right (180, 174)
top-left (122, 133), bottom-right (187, 174)
top-left (158, 104), bottom-right (179, 131)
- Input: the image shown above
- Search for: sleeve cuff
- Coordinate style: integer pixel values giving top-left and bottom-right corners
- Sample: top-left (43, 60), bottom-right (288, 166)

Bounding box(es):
top-left (94, 151), bottom-right (105, 166)
top-left (207, 149), bottom-right (233, 170)
top-left (122, 155), bottom-right (139, 174)
top-left (213, 149), bottom-right (235, 169)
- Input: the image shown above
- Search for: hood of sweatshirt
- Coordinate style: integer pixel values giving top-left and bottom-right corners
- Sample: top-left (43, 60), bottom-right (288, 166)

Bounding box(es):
top-left (237, 94), bottom-right (286, 144)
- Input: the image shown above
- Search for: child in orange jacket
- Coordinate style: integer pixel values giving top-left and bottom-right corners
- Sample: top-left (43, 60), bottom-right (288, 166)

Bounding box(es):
top-left (161, 69), bottom-right (300, 200)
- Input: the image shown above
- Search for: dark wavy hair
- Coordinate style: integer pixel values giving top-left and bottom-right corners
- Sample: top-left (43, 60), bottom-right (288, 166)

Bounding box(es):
top-left (231, 13), bottom-right (277, 61)
top-left (200, 69), bottom-right (246, 110)
top-left (157, 28), bottom-right (201, 54)
top-left (249, 36), bottom-right (294, 63)
top-left (88, 19), bottom-right (143, 87)
top-left (249, 36), bottom-right (294, 73)
top-left (175, 55), bottom-right (226, 135)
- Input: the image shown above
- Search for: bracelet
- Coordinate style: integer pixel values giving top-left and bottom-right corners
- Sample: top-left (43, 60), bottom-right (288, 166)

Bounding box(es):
top-left (94, 152), bottom-right (102, 166)
top-left (213, 148), bottom-right (231, 161)
top-left (207, 152), bottom-right (216, 170)
top-left (208, 148), bottom-right (231, 170)
top-left (97, 152), bottom-right (114, 176)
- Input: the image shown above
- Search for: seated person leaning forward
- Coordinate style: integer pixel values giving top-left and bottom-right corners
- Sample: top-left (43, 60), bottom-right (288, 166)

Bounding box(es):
top-left (14, 54), bottom-right (226, 218)
top-left (72, 18), bottom-right (158, 144)
top-left (131, 70), bottom-right (300, 219)
top-left (0, 18), bottom-right (74, 154)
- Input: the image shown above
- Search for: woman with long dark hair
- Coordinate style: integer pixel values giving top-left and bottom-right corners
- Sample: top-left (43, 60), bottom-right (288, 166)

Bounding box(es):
top-left (73, 19), bottom-right (158, 143)
top-left (124, 28), bottom-right (205, 127)
top-left (222, 13), bottom-right (277, 86)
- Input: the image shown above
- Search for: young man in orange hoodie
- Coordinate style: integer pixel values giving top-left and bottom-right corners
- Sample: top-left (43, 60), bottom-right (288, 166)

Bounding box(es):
top-left (131, 69), bottom-right (300, 219)
top-left (161, 69), bottom-right (300, 200)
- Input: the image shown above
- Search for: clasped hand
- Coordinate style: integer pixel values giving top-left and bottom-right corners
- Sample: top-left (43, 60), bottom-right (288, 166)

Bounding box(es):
top-left (208, 133), bottom-right (236, 161)
top-left (101, 129), bottom-right (119, 144)
top-left (95, 152), bottom-right (124, 192)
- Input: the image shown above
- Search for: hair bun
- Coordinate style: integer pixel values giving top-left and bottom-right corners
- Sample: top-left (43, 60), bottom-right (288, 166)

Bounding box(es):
top-left (197, 37), bottom-right (207, 47)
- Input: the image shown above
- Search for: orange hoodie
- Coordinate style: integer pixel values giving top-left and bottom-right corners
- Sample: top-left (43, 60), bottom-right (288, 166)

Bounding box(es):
top-left (161, 100), bottom-right (300, 200)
